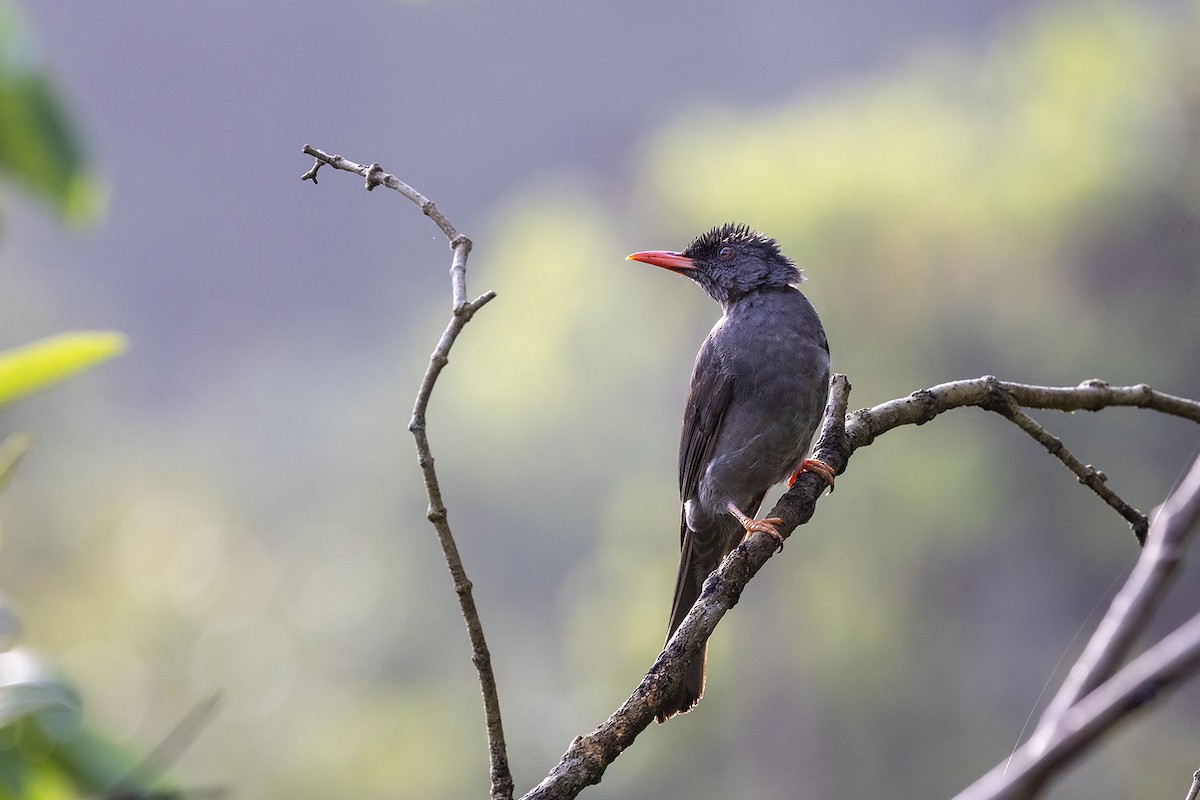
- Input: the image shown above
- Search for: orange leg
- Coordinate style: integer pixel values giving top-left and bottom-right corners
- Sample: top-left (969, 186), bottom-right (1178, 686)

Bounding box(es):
top-left (726, 501), bottom-right (785, 550)
top-left (788, 458), bottom-right (836, 491)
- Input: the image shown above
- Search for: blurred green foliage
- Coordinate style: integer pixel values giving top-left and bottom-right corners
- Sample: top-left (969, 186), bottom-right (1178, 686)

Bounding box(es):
top-left (0, 641), bottom-right (184, 800)
top-left (0, 309), bottom-right (132, 798)
top-left (1, 1), bottom-right (1199, 800)
top-left (0, 5), bottom-right (150, 797)
top-left (0, 1), bottom-right (101, 225)
top-left (0, 333), bottom-right (126, 409)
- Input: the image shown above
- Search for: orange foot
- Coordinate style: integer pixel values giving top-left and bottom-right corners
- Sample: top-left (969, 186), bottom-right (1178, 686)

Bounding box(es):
top-left (788, 458), bottom-right (836, 491)
top-left (726, 501), bottom-right (785, 551)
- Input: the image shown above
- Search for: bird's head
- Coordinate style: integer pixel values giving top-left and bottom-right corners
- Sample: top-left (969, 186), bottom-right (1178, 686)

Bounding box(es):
top-left (627, 223), bottom-right (803, 307)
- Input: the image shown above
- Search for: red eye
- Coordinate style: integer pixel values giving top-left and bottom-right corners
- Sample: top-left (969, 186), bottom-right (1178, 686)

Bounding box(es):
top-left (718, 245), bottom-right (733, 259)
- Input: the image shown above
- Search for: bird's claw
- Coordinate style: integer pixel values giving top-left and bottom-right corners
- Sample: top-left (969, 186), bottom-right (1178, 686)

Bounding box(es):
top-left (745, 517), bottom-right (785, 551)
top-left (788, 458), bottom-right (836, 492)
top-left (726, 502), bottom-right (786, 551)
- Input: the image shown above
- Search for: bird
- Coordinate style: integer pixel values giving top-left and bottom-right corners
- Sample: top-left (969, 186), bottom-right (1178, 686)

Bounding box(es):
top-left (626, 223), bottom-right (833, 722)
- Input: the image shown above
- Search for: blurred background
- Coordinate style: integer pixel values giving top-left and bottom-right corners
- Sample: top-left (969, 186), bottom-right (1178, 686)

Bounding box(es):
top-left (1, 0), bottom-right (1199, 797)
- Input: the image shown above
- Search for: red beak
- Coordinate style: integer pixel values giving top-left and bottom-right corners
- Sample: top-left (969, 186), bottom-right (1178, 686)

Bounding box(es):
top-left (626, 250), bottom-right (696, 272)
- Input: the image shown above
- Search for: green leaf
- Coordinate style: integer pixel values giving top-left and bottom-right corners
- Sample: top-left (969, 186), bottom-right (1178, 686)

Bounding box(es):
top-left (0, 1), bottom-right (103, 225)
top-left (0, 332), bottom-right (127, 407)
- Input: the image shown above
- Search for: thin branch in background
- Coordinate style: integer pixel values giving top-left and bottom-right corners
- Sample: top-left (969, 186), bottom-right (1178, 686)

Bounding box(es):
top-left (95, 692), bottom-right (224, 800)
top-left (0, 433), bottom-right (32, 493)
top-left (953, 452), bottom-right (1200, 800)
top-left (301, 146), bottom-right (511, 800)
top-left (1184, 766), bottom-right (1200, 800)
top-left (1027, 449), bottom-right (1200, 757)
top-left (961, 609), bottom-right (1200, 800)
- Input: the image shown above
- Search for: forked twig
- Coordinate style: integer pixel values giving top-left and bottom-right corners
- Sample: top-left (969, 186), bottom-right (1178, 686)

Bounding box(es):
top-left (302, 146), bottom-right (511, 800)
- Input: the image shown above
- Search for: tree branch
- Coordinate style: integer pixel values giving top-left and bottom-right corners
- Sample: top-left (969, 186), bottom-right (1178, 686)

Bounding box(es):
top-left (992, 398), bottom-right (1148, 542)
top-left (524, 375), bottom-right (1199, 799)
top-left (1028, 448), bottom-right (1200, 764)
top-left (1184, 767), bottom-right (1200, 800)
top-left (521, 377), bottom-right (852, 800)
top-left (301, 147), bottom-right (511, 800)
top-left (846, 376), bottom-right (1200, 543)
top-left (953, 451), bottom-right (1200, 800)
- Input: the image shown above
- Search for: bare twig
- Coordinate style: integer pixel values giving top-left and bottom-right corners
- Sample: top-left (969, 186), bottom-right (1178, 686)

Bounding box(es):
top-left (1184, 767), bottom-right (1200, 800)
top-left (992, 397), bottom-right (1148, 542)
top-left (524, 375), bottom-right (1199, 799)
top-left (300, 146), bottom-right (470, 284)
top-left (302, 147), bottom-right (511, 800)
top-left (952, 452), bottom-right (1200, 800)
top-left (1026, 450), bottom-right (1200, 763)
top-left (408, 293), bottom-right (506, 800)
top-left (956, 610), bottom-right (1200, 800)
top-left (94, 693), bottom-right (224, 800)
top-left (847, 376), bottom-right (1200, 543)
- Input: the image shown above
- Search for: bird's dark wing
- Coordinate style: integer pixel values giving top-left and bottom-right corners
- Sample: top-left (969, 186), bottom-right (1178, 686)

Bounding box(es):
top-left (678, 339), bottom-right (734, 544)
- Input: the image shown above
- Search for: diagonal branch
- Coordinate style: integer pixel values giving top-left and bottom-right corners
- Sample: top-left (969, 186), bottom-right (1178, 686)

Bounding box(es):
top-left (1185, 767), bottom-right (1200, 800)
top-left (524, 375), bottom-right (1199, 799)
top-left (953, 451), bottom-right (1200, 800)
top-left (990, 393), bottom-right (1148, 542)
top-left (958, 609), bottom-right (1200, 800)
top-left (301, 146), bottom-right (512, 800)
top-left (1028, 448), bottom-right (1200, 753)
top-left (520, 376), bottom-right (853, 800)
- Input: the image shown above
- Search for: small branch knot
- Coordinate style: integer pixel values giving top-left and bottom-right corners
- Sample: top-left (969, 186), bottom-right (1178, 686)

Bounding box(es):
top-left (910, 388), bottom-right (940, 424)
top-left (1133, 383), bottom-right (1155, 406)
top-left (978, 375), bottom-right (1017, 415)
top-left (849, 407), bottom-right (878, 446)
top-left (365, 163), bottom-right (385, 191)
top-left (1074, 378), bottom-right (1113, 411)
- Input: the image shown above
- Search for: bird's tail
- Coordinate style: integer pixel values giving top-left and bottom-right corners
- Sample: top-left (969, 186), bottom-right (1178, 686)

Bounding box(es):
top-left (657, 524), bottom-right (718, 722)
top-left (657, 492), bottom-right (767, 722)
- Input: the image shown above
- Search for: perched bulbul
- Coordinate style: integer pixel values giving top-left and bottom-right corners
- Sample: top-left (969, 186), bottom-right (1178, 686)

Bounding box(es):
top-left (627, 223), bottom-right (833, 721)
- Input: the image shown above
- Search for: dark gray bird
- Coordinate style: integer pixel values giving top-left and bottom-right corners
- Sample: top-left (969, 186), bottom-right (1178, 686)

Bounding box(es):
top-left (627, 223), bottom-right (833, 722)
